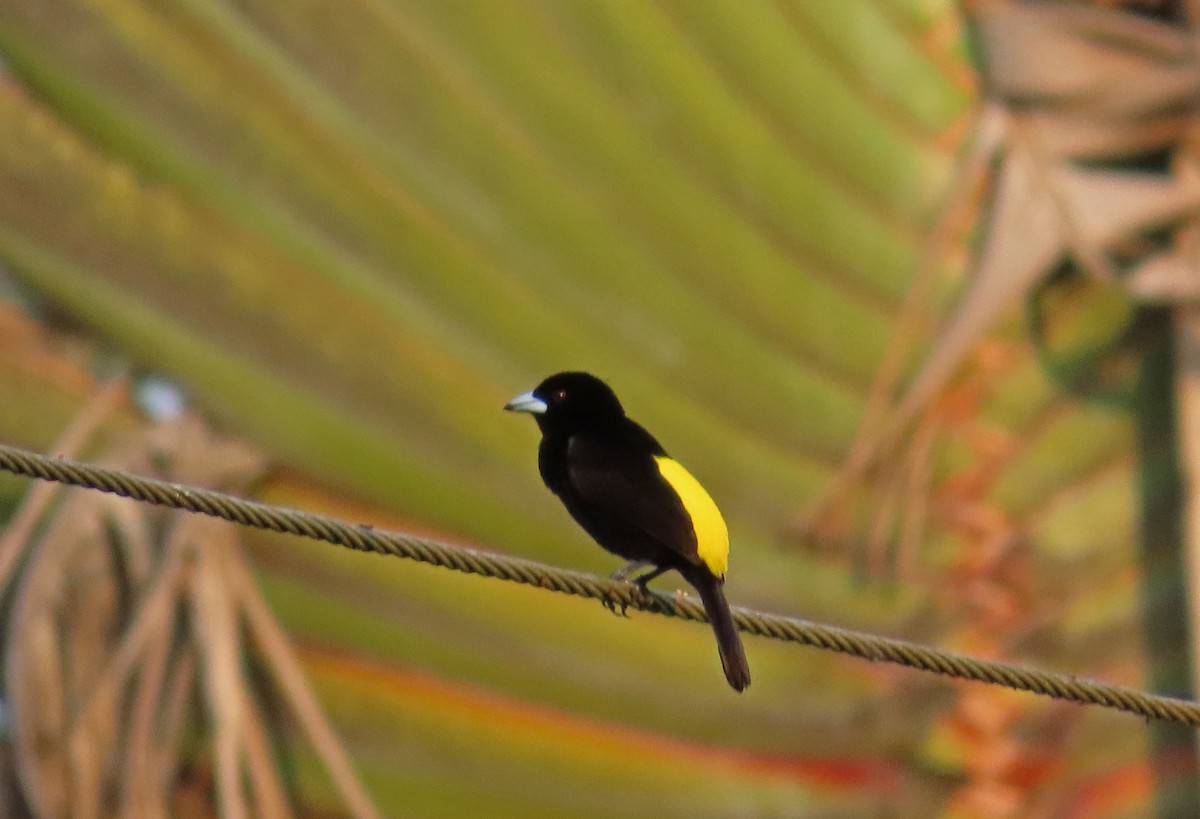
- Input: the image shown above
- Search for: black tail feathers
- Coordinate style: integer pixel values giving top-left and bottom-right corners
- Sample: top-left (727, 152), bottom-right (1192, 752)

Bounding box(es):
top-left (684, 566), bottom-right (750, 692)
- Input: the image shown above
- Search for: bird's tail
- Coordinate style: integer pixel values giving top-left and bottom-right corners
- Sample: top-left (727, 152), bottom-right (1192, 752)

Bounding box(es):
top-left (683, 566), bottom-right (750, 692)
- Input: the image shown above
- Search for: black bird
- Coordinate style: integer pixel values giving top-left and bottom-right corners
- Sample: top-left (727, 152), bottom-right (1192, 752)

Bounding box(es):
top-left (505, 372), bottom-right (750, 692)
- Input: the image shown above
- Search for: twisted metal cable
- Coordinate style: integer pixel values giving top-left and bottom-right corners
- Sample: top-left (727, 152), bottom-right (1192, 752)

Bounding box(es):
top-left (0, 441), bottom-right (1195, 722)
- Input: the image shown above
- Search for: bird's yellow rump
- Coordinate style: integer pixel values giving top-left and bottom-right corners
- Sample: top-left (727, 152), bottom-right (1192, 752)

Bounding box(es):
top-left (653, 456), bottom-right (729, 578)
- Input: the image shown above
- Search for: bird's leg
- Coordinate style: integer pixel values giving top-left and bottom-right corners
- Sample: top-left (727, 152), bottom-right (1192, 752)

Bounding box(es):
top-left (604, 561), bottom-right (655, 616)
top-left (630, 565), bottom-right (668, 588)
top-left (609, 560), bottom-right (653, 582)
top-left (630, 566), bottom-right (676, 610)
top-left (603, 563), bottom-right (676, 616)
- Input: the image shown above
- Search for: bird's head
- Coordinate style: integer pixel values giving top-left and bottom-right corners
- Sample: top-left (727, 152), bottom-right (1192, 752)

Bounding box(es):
top-left (504, 371), bottom-right (624, 433)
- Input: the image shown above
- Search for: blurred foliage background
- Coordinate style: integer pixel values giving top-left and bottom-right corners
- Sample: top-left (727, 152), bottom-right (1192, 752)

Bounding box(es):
top-left (2, 0), bottom-right (1200, 816)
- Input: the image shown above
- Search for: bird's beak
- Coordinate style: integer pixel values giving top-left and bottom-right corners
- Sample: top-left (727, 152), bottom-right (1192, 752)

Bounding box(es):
top-left (504, 391), bottom-right (548, 415)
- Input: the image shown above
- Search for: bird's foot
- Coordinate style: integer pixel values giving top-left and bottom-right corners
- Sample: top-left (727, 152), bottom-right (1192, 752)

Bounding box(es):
top-left (603, 565), bottom-right (675, 617)
top-left (601, 595), bottom-right (631, 617)
top-left (603, 562), bottom-right (667, 617)
top-left (633, 583), bottom-right (677, 613)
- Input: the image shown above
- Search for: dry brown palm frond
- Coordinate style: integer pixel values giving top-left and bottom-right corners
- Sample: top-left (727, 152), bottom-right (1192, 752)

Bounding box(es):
top-left (789, 2), bottom-right (1200, 813)
top-left (795, 1), bottom-right (1200, 577)
top-left (2, 411), bottom-right (382, 819)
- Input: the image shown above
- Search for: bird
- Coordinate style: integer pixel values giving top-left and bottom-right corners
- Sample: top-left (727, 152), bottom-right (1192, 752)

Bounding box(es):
top-left (505, 371), bottom-right (750, 692)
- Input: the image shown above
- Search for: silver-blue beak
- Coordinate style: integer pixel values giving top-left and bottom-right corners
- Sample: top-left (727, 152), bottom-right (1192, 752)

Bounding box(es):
top-left (504, 390), bottom-right (548, 415)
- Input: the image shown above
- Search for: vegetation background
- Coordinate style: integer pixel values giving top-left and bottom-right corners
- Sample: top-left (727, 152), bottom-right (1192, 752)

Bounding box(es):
top-left (0, 0), bottom-right (1197, 816)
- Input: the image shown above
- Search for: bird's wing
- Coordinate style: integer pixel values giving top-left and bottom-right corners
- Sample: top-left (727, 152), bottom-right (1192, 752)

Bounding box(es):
top-left (565, 427), bottom-right (700, 565)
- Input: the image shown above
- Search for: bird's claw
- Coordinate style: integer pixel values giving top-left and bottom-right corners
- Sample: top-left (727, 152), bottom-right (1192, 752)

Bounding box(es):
top-left (601, 595), bottom-right (632, 617)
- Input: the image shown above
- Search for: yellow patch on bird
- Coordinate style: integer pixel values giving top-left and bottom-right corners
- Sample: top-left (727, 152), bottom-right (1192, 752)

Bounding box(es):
top-left (653, 456), bottom-right (729, 577)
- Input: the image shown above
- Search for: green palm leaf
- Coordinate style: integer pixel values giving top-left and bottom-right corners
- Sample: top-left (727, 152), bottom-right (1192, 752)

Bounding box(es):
top-left (2, 2), bottom-right (1170, 816)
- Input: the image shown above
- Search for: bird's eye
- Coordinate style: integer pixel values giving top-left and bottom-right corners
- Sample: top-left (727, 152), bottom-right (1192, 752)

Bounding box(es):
top-left (555, 389), bottom-right (568, 402)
